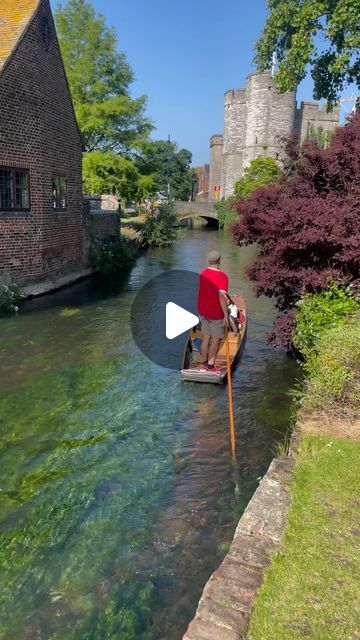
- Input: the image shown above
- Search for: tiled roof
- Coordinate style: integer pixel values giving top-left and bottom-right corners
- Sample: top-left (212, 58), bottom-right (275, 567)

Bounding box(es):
top-left (0, 0), bottom-right (40, 72)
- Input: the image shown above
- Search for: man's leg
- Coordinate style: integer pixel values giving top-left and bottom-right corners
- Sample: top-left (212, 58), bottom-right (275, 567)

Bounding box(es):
top-left (208, 337), bottom-right (221, 366)
top-left (201, 334), bottom-right (211, 363)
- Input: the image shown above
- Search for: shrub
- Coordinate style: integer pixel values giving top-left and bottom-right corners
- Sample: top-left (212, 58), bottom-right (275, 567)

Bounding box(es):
top-left (0, 284), bottom-right (23, 314)
top-left (214, 197), bottom-right (237, 229)
top-left (90, 237), bottom-right (138, 274)
top-left (142, 203), bottom-right (177, 247)
top-left (234, 156), bottom-right (282, 198)
top-left (293, 284), bottom-right (360, 359)
top-left (302, 312), bottom-right (360, 415)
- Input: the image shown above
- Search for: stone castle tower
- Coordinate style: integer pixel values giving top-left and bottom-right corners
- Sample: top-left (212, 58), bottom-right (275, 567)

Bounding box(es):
top-left (209, 71), bottom-right (340, 200)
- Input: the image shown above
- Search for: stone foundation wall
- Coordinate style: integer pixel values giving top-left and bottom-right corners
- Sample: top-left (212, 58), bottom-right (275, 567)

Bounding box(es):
top-left (183, 456), bottom-right (294, 640)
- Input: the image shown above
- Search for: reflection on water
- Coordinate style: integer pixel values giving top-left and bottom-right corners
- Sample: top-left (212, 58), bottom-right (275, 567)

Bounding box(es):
top-left (0, 228), bottom-right (298, 639)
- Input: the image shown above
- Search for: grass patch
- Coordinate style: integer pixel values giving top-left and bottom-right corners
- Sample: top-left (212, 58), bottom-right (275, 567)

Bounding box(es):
top-left (121, 215), bottom-right (146, 231)
top-left (302, 313), bottom-right (360, 418)
top-left (248, 434), bottom-right (360, 640)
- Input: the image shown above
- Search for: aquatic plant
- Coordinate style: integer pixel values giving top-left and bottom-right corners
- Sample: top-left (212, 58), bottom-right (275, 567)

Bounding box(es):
top-left (0, 284), bottom-right (23, 314)
top-left (90, 237), bottom-right (138, 273)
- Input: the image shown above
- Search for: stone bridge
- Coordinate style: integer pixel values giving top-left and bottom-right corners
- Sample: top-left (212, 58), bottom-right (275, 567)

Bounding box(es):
top-left (174, 201), bottom-right (218, 225)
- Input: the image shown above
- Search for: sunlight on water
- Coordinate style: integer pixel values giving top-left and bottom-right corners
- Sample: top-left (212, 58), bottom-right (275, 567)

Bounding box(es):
top-left (0, 228), bottom-right (298, 639)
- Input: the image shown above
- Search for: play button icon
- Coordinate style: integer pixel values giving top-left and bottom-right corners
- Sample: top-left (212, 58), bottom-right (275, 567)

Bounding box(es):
top-left (165, 303), bottom-right (199, 340)
top-left (130, 269), bottom-right (214, 370)
top-left (130, 269), bottom-right (221, 370)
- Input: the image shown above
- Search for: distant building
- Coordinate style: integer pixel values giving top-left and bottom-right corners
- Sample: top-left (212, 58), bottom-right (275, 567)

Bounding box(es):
top-left (193, 164), bottom-right (210, 201)
top-left (0, 0), bottom-right (85, 293)
top-left (209, 71), bottom-right (341, 200)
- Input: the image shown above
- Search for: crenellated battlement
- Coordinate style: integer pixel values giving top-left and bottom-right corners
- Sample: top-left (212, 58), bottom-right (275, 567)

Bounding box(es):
top-left (209, 72), bottom-right (340, 200)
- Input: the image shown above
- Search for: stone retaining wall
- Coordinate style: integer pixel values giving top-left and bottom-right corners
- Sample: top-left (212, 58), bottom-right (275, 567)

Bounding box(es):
top-left (183, 456), bottom-right (294, 640)
top-left (86, 211), bottom-right (120, 243)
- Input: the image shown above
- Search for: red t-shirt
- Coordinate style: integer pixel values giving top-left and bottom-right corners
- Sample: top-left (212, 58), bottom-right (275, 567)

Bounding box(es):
top-left (198, 267), bottom-right (229, 319)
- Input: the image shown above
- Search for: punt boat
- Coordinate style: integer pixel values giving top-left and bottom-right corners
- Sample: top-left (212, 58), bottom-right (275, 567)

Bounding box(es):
top-left (180, 295), bottom-right (247, 384)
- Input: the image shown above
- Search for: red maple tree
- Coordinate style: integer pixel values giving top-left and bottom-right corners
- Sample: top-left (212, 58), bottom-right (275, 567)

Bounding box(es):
top-left (231, 112), bottom-right (360, 346)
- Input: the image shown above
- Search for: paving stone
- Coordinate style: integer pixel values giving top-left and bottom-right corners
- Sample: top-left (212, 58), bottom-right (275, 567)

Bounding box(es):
top-left (184, 617), bottom-right (244, 640)
top-left (229, 533), bottom-right (276, 567)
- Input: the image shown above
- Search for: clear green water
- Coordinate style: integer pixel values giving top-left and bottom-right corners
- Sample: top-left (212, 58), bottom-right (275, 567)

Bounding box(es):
top-left (0, 227), bottom-right (298, 639)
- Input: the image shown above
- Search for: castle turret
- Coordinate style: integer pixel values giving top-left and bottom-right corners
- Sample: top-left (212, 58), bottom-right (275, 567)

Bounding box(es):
top-left (243, 71), bottom-right (296, 168)
top-left (222, 89), bottom-right (246, 198)
top-left (208, 71), bottom-right (340, 203)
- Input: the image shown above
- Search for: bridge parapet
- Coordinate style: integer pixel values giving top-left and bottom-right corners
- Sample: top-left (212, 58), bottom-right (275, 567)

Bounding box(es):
top-left (174, 201), bottom-right (218, 221)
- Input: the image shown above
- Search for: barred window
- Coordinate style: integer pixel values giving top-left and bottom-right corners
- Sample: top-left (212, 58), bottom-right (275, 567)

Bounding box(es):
top-left (52, 176), bottom-right (68, 210)
top-left (0, 168), bottom-right (30, 210)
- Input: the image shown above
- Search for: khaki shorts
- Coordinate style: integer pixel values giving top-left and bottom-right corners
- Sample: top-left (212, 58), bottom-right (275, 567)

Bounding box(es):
top-left (199, 316), bottom-right (224, 339)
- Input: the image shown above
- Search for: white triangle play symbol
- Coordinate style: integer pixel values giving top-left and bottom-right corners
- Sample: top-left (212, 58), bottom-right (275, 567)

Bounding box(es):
top-left (166, 302), bottom-right (199, 340)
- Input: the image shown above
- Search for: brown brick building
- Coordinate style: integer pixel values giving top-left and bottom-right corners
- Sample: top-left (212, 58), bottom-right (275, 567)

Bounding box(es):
top-left (194, 164), bottom-right (210, 201)
top-left (0, 0), bottom-right (86, 292)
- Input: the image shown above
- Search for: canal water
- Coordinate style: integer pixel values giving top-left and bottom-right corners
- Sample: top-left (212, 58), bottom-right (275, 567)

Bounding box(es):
top-left (0, 227), bottom-right (298, 640)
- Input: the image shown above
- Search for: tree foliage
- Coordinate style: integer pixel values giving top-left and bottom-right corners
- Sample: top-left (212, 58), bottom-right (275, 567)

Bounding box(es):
top-left (215, 197), bottom-right (238, 229)
top-left (255, 0), bottom-right (360, 106)
top-left (55, 0), bottom-right (153, 153)
top-left (234, 157), bottom-right (282, 197)
top-left (137, 140), bottom-right (193, 201)
top-left (142, 204), bottom-right (177, 247)
top-left (232, 112), bottom-right (360, 345)
top-left (83, 151), bottom-right (154, 203)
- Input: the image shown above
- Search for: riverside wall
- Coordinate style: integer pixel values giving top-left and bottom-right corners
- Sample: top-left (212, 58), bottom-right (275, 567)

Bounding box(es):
top-left (183, 456), bottom-right (295, 640)
top-left (19, 196), bottom-right (120, 297)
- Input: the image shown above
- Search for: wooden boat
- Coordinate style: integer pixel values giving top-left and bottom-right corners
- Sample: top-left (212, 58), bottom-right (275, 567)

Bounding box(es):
top-left (180, 295), bottom-right (247, 384)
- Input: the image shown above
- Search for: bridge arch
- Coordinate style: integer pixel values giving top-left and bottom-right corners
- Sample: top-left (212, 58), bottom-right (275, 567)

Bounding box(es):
top-left (173, 201), bottom-right (218, 226)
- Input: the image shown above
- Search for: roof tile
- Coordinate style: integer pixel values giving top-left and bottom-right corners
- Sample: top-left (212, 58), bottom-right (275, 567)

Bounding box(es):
top-left (0, 0), bottom-right (40, 71)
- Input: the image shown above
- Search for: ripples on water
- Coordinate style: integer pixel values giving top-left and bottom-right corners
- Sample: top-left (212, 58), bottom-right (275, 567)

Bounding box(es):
top-left (0, 227), bottom-right (298, 639)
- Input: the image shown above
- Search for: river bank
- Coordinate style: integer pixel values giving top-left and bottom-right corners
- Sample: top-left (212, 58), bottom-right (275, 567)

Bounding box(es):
top-left (247, 311), bottom-right (360, 640)
top-left (184, 310), bottom-right (360, 640)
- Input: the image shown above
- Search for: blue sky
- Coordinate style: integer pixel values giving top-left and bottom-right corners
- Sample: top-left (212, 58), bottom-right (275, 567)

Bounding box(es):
top-left (51, 0), bottom-right (352, 165)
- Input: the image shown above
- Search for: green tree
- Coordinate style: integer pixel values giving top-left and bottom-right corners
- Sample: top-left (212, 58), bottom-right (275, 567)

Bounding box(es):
top-left (255, 0), bottom-right (360, 106)
top-left (142, 204), bottom-right (177, 247)
top-left (137, 140), bottom-right (193, 200)
top-left (214, 197), bottom-right (238, 229)
top-left (55, 0), bottom-right (153, 153)
top-left (83, 152), bottom-right (154, 203)
top-left (234, 157), bottom-right (282, 197)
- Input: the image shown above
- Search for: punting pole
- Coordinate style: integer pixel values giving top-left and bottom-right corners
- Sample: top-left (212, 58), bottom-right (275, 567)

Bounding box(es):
top-left (225, 328), bottom-right (236, 464)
